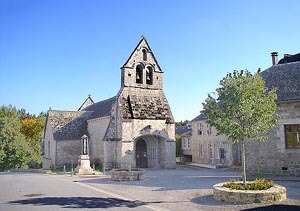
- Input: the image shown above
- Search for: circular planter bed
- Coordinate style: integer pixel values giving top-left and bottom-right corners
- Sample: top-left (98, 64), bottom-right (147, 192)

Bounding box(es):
top-left (111, 168), bottom-right (145, 181)
top-left (213, 182), bottom-right (286, 204)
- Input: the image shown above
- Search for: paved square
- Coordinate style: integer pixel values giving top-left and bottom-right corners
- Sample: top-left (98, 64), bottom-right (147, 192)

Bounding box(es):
top-left (70, 166), bottom-right (300, 210)
top-left (1, 166), bottom-right (299, 211)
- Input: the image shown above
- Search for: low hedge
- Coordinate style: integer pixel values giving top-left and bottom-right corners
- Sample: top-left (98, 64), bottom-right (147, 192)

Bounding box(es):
top-left (223, 179), bottom-right (274, 190)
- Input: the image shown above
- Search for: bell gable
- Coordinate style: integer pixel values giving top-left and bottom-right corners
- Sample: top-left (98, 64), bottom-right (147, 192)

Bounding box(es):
top-left (121, 36), bottom-right (163, 90)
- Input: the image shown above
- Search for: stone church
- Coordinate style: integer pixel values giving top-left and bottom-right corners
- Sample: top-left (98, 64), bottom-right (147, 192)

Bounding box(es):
top-left (42, 37), bottom-right (176, 169)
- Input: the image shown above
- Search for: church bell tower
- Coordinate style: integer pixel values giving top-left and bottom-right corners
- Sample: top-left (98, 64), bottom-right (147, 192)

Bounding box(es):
top-left (120, 36), bottom-right (163, 90)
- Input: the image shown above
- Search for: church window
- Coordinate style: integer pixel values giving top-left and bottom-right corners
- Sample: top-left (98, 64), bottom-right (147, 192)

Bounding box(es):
top-left (146, 66), bottom-right (153, 85)
top-left (136, 65), bottom-right (143, 84)
top-left (142, 49), bottom-right (147, 61)
top-left (285, 124), bottom-right (300, 148)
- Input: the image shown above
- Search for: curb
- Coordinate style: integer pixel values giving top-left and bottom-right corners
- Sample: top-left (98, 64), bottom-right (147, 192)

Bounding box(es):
top-left (10, 168), bottom-right (51, 174)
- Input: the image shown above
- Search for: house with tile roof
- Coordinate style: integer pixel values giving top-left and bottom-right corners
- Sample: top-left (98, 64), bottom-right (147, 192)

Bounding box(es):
top-left (42, 37), bottom-right (176, 169)
top-left (189, 113), bottom-right (241, 168)
top-left (246, 52), bottom-right (300, 176)
top-left (175, 125), bottom-right (192, 163)
top-left (188, 52), bottom-right (300, 173)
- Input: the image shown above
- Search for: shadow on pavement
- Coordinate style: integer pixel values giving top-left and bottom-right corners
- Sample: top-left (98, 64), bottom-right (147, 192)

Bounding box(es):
top-left (8, 197), bottom-right (145, 209)
top-left (242, 204), bottom-right (300, 211)
top-left (191, 195), bottom-right (300, 210)
top-left (191, 194), bottom-right (242, 206)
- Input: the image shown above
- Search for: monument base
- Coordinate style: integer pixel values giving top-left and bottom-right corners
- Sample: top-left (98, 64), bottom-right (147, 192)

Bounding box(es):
top-left (75, 155), bottom-right (94, 175)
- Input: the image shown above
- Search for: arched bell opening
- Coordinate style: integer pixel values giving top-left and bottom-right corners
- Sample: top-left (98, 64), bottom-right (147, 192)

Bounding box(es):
top-left (146, 66), bottom-right (153, 85)
top-left (136, 64), bottom-right (143, 84)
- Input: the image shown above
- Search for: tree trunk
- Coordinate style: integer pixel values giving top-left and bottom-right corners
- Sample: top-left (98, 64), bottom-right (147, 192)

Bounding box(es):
top-left (241, 138), bottom-right (247, 184)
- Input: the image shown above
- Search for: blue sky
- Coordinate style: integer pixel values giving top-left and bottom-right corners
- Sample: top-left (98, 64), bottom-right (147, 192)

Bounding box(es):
top-left (0, 0), bottom-right (299, 121)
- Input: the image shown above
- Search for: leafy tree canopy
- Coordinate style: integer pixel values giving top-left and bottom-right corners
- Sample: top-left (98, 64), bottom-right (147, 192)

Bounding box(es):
top-left (20, 117), bottom-right (44, 163)
top-left (202, 69), bottom-right (279, 143)
top-left (0, 105), bottom-right (46, 171)
top-left (202, 70), bottom-right (279, 183)
top-left (175, 120), bottom-right (190, 126)
top-left (0, 106), bottom-right (30, 170)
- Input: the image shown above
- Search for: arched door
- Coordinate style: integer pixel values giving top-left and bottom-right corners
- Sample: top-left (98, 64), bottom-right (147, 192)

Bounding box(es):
top-left (136, 139), bottom-right (148, 168)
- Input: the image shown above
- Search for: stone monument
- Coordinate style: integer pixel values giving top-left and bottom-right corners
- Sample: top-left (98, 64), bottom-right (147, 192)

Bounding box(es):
top-left (125, 150), bottom-right (132, 172)
top-left (75, 135), bottom-right (94, 175)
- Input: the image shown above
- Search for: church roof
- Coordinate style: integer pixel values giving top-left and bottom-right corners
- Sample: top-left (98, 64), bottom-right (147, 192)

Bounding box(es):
top-left (47, 96), bottom-right (116, 140)
top-left (78, 95), bottom-right (94, 111)
top-left (48, 110), bottom-right (93, 140)
top-left (261, 61), bottom-right (300, 102)
top-left (121, 94), bottom-right (174, 122)
top-left (83, 96), bottom-right (117, 120)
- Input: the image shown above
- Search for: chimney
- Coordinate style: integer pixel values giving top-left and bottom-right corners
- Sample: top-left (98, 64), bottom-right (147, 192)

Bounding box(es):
top-left (271, 52), bottom-right (278, 65)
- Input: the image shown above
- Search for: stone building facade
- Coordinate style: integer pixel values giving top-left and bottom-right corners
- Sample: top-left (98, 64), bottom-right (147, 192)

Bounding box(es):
top-left (42, 37), bottom-right (176, 169)
top-left (175, 125), bottom-right (192, 163)
top-left (246, 53), bottom-right (300, 176)
top-left (190, 114), bottom-right (241, 167)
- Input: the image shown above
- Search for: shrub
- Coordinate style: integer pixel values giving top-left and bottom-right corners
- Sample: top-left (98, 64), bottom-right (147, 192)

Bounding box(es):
top-left (138, 114), bottom-right (147, 119)
top-left (223, 179), bottom-right (274, 190)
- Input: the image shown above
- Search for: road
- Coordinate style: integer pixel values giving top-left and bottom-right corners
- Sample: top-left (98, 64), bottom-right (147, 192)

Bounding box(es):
top-left (0, 172), bottom-right (151, 211)
top-left (0, 166), bottom-right (299, 211)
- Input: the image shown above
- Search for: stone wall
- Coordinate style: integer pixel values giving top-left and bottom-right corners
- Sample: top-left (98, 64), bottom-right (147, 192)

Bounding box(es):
top-left (191, 119), bottom-right (235, 166)
top-left (42, 119), bottom-right (55, 169)
top-left (87, 116), bottom-right (110, 164)
top-left (56, 139), bottom-right (81, 167)
top-left (164, 140), bottom-right (176, 168)
top-left (121, 119), bottom-right (176, 169)
top-left (213, 182), bottom-right (286, 203)
top-left (122, 119), bottom-right (174, 141)
top-left (103, 140), bottom-right (122, 169)
top-left (121, 38), bottom-right (163, 90)
top-left (246, 102), bottom-right (300, 176)
top-left (102, 99), bottom-right (122, 141)
top-left (182, 136), bottom-right (192, 155)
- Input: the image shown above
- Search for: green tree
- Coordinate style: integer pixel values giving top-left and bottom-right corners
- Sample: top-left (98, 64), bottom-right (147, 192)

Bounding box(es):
top-left (0, 106), bottom-right (31, 171)
top-left (175, 134), bottom-right (182, 157)
top-left (175, 120), bottom-right (189, 126)
top-left (20, 116), bottom-right (44, 165)
top-left (202, 70), bottom-right (278, 184)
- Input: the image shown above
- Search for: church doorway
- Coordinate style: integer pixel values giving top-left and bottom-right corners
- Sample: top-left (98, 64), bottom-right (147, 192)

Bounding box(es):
top-left (136, 139), bottom-right (148, 168)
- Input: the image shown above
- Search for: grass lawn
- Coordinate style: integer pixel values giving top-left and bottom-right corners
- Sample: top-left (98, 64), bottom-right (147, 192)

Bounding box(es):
top-left (50, 165), bottom-right (102, 174)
